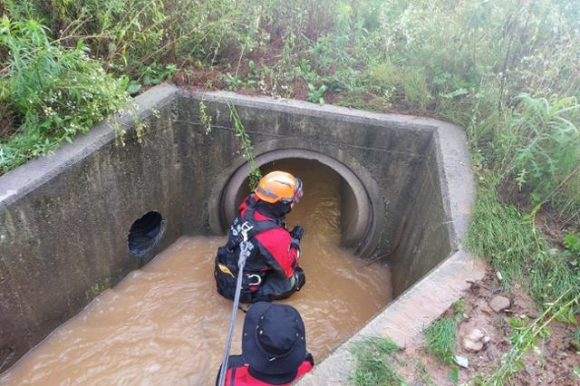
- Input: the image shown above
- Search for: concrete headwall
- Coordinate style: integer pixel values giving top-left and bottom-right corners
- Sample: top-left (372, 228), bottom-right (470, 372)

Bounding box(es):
top-left (177, 91), bottom-right (435, 255)
top-left (0, 84), bottom-right (473, 372)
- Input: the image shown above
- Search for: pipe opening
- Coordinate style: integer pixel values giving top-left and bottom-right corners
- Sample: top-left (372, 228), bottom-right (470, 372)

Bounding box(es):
top-left (219, 151), bottom-right (378, 257)
top-left (127, 211), bottom-right (163, 256)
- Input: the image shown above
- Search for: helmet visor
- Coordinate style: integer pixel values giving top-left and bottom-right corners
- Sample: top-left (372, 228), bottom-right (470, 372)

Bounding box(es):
top-left (282, 177), bottom-right (304, 204)
top-left (290, 178), bottom-right (303, 204)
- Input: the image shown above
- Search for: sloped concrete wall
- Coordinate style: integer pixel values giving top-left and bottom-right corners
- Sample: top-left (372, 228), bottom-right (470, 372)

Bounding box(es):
top-left (389, 139), bottom-right (451, 296)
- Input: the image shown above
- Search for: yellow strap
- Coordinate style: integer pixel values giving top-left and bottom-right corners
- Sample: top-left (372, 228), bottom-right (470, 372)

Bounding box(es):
top-left (218, 263), bottom-right (235, 278)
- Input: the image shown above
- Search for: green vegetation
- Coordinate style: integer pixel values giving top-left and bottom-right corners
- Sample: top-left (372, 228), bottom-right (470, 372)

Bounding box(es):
top-left (467, 181), bottom-right (580, 305)
top-left (572, 326), bottom-right (580, 349)
top-left (423, 317), bottom-right (457, 364)
top-left (350, 337), bottom-right (406, 386)
top-left (0, 15), bottom-right (130, 172)
top-left (2, 1), bottom-right (580, 209)
top-left (479, 288), bottom-right (579, 386)
top-left (227, 103), bottom-right (262, 189)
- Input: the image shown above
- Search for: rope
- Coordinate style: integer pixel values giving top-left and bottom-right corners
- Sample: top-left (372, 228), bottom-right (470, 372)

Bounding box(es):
top-left (217, 224), bottom-right (253, 386)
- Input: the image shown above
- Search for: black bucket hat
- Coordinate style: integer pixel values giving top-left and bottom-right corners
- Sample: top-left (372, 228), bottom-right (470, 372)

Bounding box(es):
top-left (242, 302), bottom-right (307, 377)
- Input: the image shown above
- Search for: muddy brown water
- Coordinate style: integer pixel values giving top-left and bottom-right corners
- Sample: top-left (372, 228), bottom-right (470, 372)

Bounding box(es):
top-left (0, 160), bottom-right (392, 385)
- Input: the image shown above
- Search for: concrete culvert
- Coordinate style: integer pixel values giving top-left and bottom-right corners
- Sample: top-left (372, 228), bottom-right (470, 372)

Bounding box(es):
top-left (0, 85), bottom-right (486, 383)
top-left (218, 152), bottom-right (381, 258)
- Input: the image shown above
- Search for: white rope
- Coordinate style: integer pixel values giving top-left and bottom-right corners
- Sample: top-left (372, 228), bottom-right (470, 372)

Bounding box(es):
top-left (217, 225), bottom-right (253, 386)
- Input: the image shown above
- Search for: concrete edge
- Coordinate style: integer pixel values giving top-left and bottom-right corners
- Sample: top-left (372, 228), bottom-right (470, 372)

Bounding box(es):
top-left (0, 84), bottom-right (180, 209)
top-left (180, 90), bottom-right (438, 136)
top-left (296, 249), bottom-right (487, 385)
top-left (431, 123), bottom-right (475, 248)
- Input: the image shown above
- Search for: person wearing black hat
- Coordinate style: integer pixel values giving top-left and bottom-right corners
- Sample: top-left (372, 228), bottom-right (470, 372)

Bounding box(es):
top-left (216, 302), bottom-right (314, 385)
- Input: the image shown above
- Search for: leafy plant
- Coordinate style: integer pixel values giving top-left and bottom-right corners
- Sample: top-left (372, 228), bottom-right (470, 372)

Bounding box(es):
top-left (497, 94), bottom-right (580, 200)
top-left (228, 103), bottom-right (261, 189)
top-left (306, 83), bottom-right (327, 104)
top-left (138, 63), bottom-right (177, 87)
top-left (563, 234), bottom-right (580, 256)
top-left (0, 15), bottom-right (130, 174)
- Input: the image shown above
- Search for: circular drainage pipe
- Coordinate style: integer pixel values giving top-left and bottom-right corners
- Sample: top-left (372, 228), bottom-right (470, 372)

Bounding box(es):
top-left (213, 149), bottom-right (383, 258)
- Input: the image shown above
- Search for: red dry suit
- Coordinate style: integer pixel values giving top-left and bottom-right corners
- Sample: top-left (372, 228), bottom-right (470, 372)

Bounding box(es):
top-left (217, 354), bottom-right (313, 385)
top-left (214, 194), bottom-right (304, 303)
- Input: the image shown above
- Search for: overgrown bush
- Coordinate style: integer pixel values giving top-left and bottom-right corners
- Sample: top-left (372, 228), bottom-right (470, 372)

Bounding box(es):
top-left (0, 15), bottom-right (130, 173)
top-left (18, 0), bottom-right (271, 80)
top-left (495, 94), bottom-right (580, 215)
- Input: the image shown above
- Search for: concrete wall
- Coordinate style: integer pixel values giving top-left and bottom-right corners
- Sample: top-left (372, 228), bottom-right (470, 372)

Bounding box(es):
top-left (389, 139), bottom-right (451, 296)
top-left (0, 86), bottom-right (185, 370)
top-left (0, 84), bottom-right (473, 372)
top-left (178, 91), bottom-right (435, 255)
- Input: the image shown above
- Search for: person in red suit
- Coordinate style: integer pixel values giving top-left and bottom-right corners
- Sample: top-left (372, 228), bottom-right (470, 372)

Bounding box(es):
top-left (216, 302), bottom-right (314, 385)
top-left (214, 171), bottom-right (306, 303)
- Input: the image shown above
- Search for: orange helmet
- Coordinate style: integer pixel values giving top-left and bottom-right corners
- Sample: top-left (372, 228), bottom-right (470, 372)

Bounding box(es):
top-left (254, 171), bottom-right (303, 204)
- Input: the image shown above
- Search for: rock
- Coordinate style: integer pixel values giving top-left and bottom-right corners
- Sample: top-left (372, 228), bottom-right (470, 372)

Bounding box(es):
top-left (462, 328), bottom-right (485, 352)
top-left (466, 328), bottom-right (485, 342)
top-left (489, 296), bottom-right (511, 313)
top-left (463, 338), bottom-right (484, 352)
top-left (461, 327), bottom-right (489, 352)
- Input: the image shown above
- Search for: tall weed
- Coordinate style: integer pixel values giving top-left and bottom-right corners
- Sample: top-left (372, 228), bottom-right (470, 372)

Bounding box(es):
top-left (466, 178), bottom-right (580, 306)
top-left (0, 16), bottom-right (130, 173)
top-left (496, 94), bottom-right (580, 213)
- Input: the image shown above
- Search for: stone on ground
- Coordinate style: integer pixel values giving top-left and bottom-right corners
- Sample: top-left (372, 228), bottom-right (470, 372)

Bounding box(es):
top-left (489, 295), bottom-right (511, 313)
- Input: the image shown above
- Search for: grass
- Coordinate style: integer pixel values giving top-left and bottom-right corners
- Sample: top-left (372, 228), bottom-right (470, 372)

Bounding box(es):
top-left (573, 327), bottom-right (580, 349)
top-left (350, 337), bottom-right (407, 386)
top-left (0, 15), bottom-right (131, 173)
top-left (466, 177), bottom-right (580, 307)
top-left (2, 1), bottom-right (580, 219)
top-left (422, 317), bottom-right (457, 365)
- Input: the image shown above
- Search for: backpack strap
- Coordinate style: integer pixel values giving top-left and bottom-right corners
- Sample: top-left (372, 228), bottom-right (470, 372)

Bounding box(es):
top-left (228, 199), bottom-right (283, 249)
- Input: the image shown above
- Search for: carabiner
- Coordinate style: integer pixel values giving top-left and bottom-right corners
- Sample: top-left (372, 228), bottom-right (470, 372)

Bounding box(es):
top-left (240, 222), bottom-right (254, 241)
top-left (247, 274), bottom-right (262, 286)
